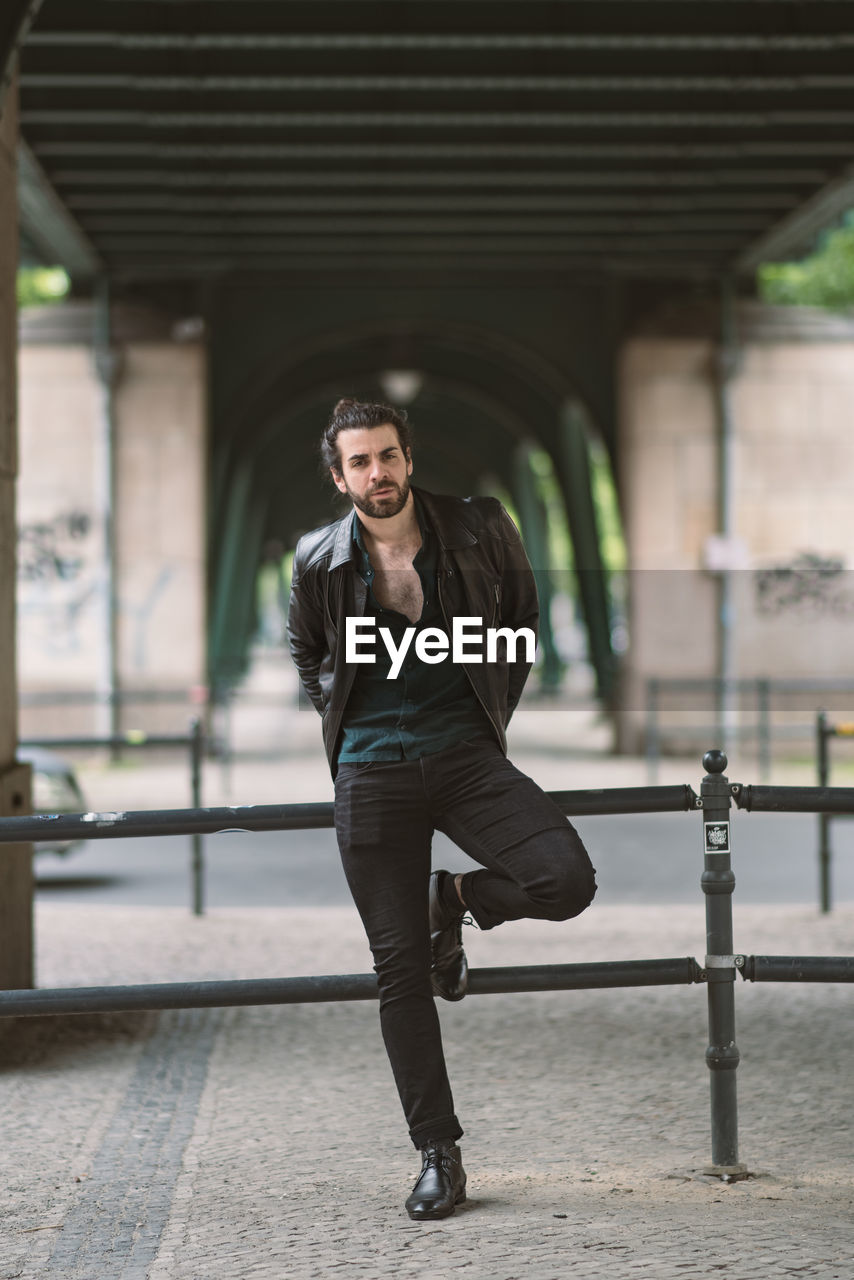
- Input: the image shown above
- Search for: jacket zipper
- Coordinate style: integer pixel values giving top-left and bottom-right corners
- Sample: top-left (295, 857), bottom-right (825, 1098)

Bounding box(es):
top-left (437, 562), bottom-right (505, 747)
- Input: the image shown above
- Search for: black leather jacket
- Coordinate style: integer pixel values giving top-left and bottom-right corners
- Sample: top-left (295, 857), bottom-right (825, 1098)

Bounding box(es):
top-left (286, 487), bottom-right (539, 774)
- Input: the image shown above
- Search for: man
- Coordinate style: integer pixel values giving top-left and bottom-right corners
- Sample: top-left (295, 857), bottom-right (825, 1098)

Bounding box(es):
top-left (287, 397), bottom-right (596, 1220)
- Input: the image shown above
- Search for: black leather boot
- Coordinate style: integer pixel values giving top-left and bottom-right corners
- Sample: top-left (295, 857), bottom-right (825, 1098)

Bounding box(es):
top-left (405, 1141), bottom-right (467, 1220)
top-left (428, 870), bottom-right (469, 1001)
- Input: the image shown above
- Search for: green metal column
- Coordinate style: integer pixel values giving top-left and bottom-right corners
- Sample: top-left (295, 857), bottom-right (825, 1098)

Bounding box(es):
top-left (555, 402), bottom-right (614, 700)
top-left (93, 276), bottom-right (122, 747)
top-left (512, 444), bottom-right (562, 691)
top-left (208, 458), bottom-right (265, 694)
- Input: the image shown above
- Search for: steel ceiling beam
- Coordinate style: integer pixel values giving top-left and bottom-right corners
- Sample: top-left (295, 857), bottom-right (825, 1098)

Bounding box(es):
top-left (733, 162), bottom-right (854, 273)
top-left (77, 218), bottom-right (768, 236)
top-left (16, 0), bottom-right (854, 285)
top-left (20, 34), bottom-right (854, 86)
top-left (21, 109), bottom-right (854, 129)
top-left (44, 170), bottom-right (829, 189)
top-left (0, 0), bottom-right (42, 111)
top-left (22, 32), bottom-right (854, 52)
top-left (102, 256), bottom-right (723, 281)
top-left (91, 235), bottom-right (742, 254)
top-left (14, 0), bottom-right (854, 38)
top-left (62, 193), bottom-right (797, 213)
top-left (16, 138), bottom-right (102, 276)
top-left (20, 73), bottom-right (854, 93)
top-left (30, 141), bottom-right (854, 161)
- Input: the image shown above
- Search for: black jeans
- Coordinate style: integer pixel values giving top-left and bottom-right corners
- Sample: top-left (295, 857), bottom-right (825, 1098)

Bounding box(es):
top-left (333, 737), bottom-right (597, 1147)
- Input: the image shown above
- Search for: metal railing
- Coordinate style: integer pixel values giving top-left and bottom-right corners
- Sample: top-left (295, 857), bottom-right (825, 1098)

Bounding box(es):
top-left (19, 689), bottom-right (205, 708)
top-left (815, 711), bottom-right (854, 913)
top-left (1, 750), bottom-right (853, 1182)
top-left (21, 719), bottom-right (207, 915)
top-left (645, 676), bottom-right (854, 782)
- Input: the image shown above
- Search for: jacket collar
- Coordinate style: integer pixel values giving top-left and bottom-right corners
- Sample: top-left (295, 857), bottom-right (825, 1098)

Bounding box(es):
top-left (416, 488), bottom-right (478, 550)
top-left (328, 486), bottom-right (477, 570)
top-left (330, 510), bottom-right (356, 570)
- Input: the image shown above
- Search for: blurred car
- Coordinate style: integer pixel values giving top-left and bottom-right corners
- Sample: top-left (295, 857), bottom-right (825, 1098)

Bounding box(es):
top-left (17, 745), bottom-right (87, 857)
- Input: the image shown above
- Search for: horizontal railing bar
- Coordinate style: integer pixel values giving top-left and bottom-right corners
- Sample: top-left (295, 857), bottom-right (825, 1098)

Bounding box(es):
top-left (648, 677), bottom-right (854, 692)
top-left (734, 784), bottom-right (854, 814)
top-left (19, 689), bottom-right (200, 705)
top-left (0, 785), bottom-right (700, 844)
top-left (548, 785), bottom-right (698, 815)
top-left (7, 779), bottom-right (853, 841)
top-left (0, 804), bottom-right (336, 843)
top-left (20, 735), bottom-right (195, 750)
top-left (643, 724), bottom-right (821, 740)
top-left (0, 958), bottom-right (705, 1018)
top-left (741, 956), bottom-right (854, 982)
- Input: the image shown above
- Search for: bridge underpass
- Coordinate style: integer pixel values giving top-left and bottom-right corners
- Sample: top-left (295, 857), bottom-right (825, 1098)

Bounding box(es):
top-left (3, 1), bottom-right (854, 983)
top-left (206, 304), bottom-right (617, 697)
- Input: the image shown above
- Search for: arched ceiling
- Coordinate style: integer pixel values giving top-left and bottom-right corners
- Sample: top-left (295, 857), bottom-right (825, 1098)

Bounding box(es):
top-left (12, 1), bottom-right (854, 290)
top-left (207, 318), bottom-right (577, 555)
top-left (248, 378), bottom-right (532, 548)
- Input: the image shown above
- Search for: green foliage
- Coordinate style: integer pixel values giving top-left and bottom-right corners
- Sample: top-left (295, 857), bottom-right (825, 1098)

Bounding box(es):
top-left (17, 266), bottom-right (70, 308)
top-left (588, 438), bottom-right (627, 574)
top-left (758, 215), bottom-right (854, 310)
top-left (527, 442), bottom-right (627, 576)
top-left (528, 446), bottom-right (574, 573)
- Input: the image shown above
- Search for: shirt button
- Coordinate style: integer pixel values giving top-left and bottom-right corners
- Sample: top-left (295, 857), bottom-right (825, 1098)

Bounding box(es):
top-left (399, 723), bottom-right (407, 731)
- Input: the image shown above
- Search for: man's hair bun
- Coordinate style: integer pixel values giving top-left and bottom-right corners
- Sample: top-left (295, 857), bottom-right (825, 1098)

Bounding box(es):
top-left (321, 397), bottom-right (414, 475)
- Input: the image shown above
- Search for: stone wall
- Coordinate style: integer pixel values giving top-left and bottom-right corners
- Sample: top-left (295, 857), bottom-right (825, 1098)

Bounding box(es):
top-left (16, 312), bottom-right (207, 738)
top-left (114, 344), bottom-right (207, 692)
top-left (617, 306), bottom-right (854, 755)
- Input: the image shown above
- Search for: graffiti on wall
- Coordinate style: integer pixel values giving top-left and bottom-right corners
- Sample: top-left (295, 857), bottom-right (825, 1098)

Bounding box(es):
top-left (17, 511), bottom-right (92, 583)
top-left (17, 510), bottom-right (98, 656)
top-left (18, 511), bottom-right (179, 669)
top-left (126, 566), bottom-right (174, 671)
top-left (755, 552), bottom-right (854, 616)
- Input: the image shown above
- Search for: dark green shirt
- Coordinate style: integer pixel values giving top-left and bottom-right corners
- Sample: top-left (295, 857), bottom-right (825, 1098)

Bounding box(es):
top-left (336, 498), bottom-right (489, 763)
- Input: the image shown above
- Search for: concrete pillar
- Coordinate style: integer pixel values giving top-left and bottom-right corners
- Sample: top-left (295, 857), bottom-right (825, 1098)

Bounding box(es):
top-left (0, 75), bottom-right (33, 989)
top-left (616, 336), bottom-right (719, 753)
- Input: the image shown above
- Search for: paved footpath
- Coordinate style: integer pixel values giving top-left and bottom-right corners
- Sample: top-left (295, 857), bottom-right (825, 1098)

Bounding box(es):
top-left (2, 899), bottom-right (852, 1280)
top-left (4, 689), bottom-right (854, 1279)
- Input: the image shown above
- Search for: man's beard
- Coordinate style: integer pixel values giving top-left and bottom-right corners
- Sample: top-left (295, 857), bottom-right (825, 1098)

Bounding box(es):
top-left (347, 474), bottom-right (411, 520)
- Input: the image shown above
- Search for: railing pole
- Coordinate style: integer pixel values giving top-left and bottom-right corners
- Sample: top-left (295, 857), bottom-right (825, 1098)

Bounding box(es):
top-left (190, 718), bottom-right (205, 916)
top-left (816, 711), bottom-right (832, 914)
top-left (757, 677), bottom-right (771, 783)
top-left (700, 749), bottom-right (748, 1180)
top-left (646, 677), bottom-right (659, 785)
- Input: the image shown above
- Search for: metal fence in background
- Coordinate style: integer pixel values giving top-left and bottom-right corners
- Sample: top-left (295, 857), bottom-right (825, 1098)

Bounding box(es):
top-left (1, 751), bottom-right (853, 1181)
top-left (20, 719), bottom-right (207, 915)
top-left (816, 710), bottom-right (854, 912)
top-left (645, 676), bottom-right (854, 783)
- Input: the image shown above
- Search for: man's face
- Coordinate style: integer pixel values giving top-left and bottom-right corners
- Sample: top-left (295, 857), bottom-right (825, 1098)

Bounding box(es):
top-left (332, 425), bottom-right (413, 519)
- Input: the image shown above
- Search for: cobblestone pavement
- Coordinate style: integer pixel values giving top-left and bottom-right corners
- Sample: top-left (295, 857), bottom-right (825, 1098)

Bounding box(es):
top-left (2, 901), bottom-right (853, 1280)
top-left (5, 685), bottom-right (854, 1278)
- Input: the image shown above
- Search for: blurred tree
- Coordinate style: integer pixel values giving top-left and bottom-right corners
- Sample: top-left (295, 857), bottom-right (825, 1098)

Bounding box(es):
top-left (17, 266), bottom-right (69, 308)
top-left (758, 214), bottom-right (854, 310)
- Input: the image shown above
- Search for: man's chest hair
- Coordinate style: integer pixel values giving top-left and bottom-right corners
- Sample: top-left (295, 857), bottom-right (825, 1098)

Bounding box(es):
top-left (371, 563), bottom-right (424, 624)
top-left (365, 532), bottom-right (425, 624)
